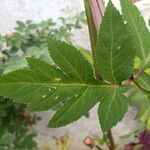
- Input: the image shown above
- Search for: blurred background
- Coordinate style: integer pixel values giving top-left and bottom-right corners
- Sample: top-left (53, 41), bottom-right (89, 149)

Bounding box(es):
top-left (0, 0), bottom-right (149, 150)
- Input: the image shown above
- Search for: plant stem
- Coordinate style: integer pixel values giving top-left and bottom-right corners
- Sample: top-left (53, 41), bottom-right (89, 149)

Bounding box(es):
top-left (83, 0), bottom-right (97, 52)
top-left (95, 145), bottom-right (103, 150)
top-left (83, 0), bottom-right (102, 80)
top-left (107, 130), bottom-right (115, 150)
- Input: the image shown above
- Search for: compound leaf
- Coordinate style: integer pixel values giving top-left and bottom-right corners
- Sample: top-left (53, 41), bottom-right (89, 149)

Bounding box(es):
top-left (0, 30), bottom-right (129, 131)
top-left (0, 53), bottom-right (113, 129)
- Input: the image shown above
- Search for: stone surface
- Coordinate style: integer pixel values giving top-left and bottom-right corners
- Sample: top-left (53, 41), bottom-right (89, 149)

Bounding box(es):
top-left (32, 106), bottom-right (139, 150)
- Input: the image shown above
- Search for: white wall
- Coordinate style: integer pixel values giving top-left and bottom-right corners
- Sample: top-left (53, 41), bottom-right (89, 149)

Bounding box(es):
top-left (105, 0), bottom-right (150, 23)
top-left (0, 0), bottom-right (149, 35)
top-left (0, 0), bottom-right (84, 34)
top-left (0, 0), bottom-right (92, 49)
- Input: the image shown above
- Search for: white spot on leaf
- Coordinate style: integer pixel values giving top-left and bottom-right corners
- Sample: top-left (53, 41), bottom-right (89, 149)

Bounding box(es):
top-left (49, 86), bottom-right (57, 90)
top-left (117, 46), bottom-right (121, 49)
top-left (54, 77), bottom-right (61, 82)
top-left (55, 95), bottom-right (59, 100)
top-left (42, 95), bottom-right (47, 99)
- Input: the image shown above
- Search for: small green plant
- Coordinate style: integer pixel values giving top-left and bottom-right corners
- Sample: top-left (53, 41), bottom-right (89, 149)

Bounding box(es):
top-left (0, 0), bottom-right (149, 149)
top-left (0, 98), bottom-right (38, 150)
top-left (0, 9), bottom-right (86, 74)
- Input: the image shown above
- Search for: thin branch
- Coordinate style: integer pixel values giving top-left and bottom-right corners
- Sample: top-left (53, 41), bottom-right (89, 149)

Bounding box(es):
top-left (107, 130), bottom-right (115, 150)
top-left (83, 0), bottom-right (103, 81)
top-left (95, 145), bottom-right (103, 150)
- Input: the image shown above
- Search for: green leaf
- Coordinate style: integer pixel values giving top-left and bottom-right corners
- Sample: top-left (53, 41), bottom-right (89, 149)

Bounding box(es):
top-left (134, 57), bottom-right (142, 70)
top-left (26, 57), bottom-right (68, 83)
top-left (0, 132), bottom-right (14, 146)
top-left (129, 89), bottom-right (150, 119)
top-left (48, 86), bottom-right (109, 127)
top-left (98, 87), bottom-right (128, 132)
top-left (0, 37), bottom-right (129, 131)
top-left (134, 73), bottom-right (150, 101)
top-left (15, 21), bottom-right (26, 32)
top-left (95, 1), bottom-right (135, 84)
top-left (0, 58), bottom-right (70, 105)
top-left (47, 37), bottom-right (95, 83)
top-left (78, 47), bottom-right (93, 66)
top-left (26, 46), bottom-right (53, 64)
top-left (0, 57), bottom-right (112, 128)
top-left (3, 57), bottom-right (29, 74)
top-left (136, 72), bottom-right (150, 92)
top-left (120, 0), bottom-right (150, 67)
top-left (145, 68), bottom-right (150, 75)
top-left (129, 88), bottom-right (150, 129)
